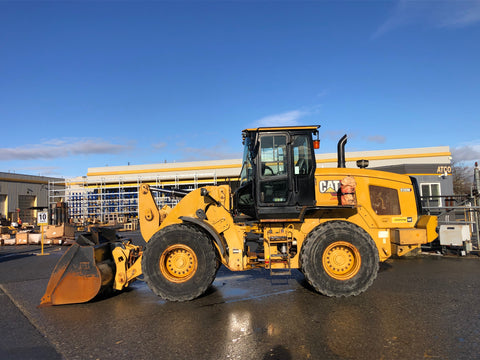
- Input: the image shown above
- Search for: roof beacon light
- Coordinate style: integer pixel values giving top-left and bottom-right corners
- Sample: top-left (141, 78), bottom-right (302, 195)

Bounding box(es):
top-left (313, 131), bottom-right (320, 150)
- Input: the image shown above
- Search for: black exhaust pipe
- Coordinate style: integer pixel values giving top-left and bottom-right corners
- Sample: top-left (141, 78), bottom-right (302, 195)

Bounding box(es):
top-left (337, 134), bottom-right (347, 168)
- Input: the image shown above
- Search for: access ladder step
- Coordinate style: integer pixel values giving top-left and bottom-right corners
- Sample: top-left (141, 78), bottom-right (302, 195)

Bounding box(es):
top-left (269, 255), bottom-right (292, 276)
top-left (270, 267), bottom-right (292, 276)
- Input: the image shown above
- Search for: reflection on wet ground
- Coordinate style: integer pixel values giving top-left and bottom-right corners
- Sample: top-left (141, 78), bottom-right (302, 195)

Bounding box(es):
top-left (1, 244), bottom-right (480, 359)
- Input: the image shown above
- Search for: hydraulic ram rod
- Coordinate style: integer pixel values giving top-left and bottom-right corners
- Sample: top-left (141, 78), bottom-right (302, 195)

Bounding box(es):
top-left (149, 187), bottom-right (190, 197)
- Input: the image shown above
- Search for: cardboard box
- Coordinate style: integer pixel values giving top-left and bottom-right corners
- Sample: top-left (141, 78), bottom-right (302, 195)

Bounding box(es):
top-left (16, 232), bottom-right (29, 245)
top-left (28, 233), bottom-right (42, 244)
top-left (3, 238), bottom-right (16, 245)
top-left (46, 224), bottom-right (75, 239)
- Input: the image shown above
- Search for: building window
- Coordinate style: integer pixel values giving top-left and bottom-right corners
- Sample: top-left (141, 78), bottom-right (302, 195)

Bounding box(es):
top-left (420, 183), bottom-right (442, 207)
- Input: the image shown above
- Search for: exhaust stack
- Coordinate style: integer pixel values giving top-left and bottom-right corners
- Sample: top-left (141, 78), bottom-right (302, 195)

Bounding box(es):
top-left (337, 134), bottom-right (347, 168)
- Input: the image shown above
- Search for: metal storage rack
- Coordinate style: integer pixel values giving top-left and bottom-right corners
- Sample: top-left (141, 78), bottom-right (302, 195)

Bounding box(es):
top-left (48, 172), bottom-right (218, 225)
top-left (423, 194), bottom-right (480, 253)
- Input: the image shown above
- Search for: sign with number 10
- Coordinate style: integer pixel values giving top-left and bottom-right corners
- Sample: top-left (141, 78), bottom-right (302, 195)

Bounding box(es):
top-left (37, 211), bottom-right (48, 225)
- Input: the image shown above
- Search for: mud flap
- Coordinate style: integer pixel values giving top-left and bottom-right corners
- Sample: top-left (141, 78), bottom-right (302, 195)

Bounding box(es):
top-left (39, 243), bottom-right (103, 307)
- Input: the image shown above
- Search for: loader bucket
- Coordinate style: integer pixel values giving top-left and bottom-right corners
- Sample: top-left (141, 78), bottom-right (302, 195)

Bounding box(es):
top-left (39, 243), bottom-right (103, 307)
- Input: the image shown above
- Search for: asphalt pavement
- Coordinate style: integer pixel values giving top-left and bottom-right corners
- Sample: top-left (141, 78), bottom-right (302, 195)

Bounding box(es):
top-left (1, 234), bottom-right (480, 360)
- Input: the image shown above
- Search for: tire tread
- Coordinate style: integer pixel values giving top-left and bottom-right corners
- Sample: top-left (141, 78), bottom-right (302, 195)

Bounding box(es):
top-left (142, 224), bottom-right (217, 301)
top-left (301, 221), bottom-right (379, 297)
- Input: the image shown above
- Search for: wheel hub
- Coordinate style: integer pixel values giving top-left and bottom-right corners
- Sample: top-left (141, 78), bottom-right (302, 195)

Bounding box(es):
top-left (160, 244), bottom-right (198, 283)
top-left (323, 241), bottom-right (361, 280)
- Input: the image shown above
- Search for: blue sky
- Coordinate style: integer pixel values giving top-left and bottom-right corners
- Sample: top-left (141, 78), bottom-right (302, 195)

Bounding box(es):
top-left (1, 1), bottom-right (479, 178)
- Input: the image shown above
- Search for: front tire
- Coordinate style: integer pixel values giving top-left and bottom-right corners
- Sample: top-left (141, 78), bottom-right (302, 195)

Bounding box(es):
top-left (301, 221), bottom-right (379, 297)
top-left (142, 224), bottom-right (218, 301)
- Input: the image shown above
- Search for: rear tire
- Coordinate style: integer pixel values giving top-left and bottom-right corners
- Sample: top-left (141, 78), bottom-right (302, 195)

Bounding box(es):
top-left (142, 224), bottom-right (217, 301)
top-left (301, 221), bottom-right (379, 297)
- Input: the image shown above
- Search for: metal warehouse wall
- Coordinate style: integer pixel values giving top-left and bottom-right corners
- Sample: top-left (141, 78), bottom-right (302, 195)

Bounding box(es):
top-left (0, 173), bottom-right (63, 223)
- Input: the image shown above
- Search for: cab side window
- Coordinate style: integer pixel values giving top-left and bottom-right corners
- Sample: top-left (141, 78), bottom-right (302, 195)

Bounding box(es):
top-left (292, 135), bottom-right (313, 175)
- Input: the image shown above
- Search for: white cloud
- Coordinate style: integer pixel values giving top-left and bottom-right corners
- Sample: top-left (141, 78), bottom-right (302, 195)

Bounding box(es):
top-left (373, 0), bottom-right (480, 38)
top-left (372, 0), bottom-right (414, 39)
top-left (435, 1), bottom-right (480, 28)
top-left (322, 130), bottom-right (348, 142)
top-left (152, 142), bottom-right (167, 150)
top-left (452, 142), bottom-right (480, 163)
top-left (10, 165), bottom-right (61, 177)
top-left (253, 104), bottom-right (323, 128)
top-left (0, 138), bottom-right (132, 161)
top-left (255, 110), bottom-right (307, 127)
top-left (177, 139), bottom-right (242, 161)
top-left (366, 135), bottom-right (386, 144)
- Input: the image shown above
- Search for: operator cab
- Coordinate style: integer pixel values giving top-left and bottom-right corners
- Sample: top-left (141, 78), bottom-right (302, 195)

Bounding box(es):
top-left (233, 126), bottom-right (319, 220)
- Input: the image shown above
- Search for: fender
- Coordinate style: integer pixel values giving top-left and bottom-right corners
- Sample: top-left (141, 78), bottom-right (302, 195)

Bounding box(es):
top-left (179, 216), bottom-right (229, 261)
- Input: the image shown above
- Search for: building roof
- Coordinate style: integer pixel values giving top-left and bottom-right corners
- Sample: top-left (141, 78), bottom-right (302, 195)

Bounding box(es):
top-left (0, 172), bottom-right (63, 185)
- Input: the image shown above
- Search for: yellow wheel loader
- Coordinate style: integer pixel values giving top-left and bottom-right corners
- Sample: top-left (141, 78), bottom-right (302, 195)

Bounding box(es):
top-left (40, 125), bottom-right (437, 305)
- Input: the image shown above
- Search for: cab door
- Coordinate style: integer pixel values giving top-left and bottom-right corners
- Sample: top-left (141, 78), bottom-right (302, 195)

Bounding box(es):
top-left (255, 132), bottom-right (316, 219)
top-left (291, 134), bottom-right (316, 206)
top-left (257, 134), bottom-right (290, 205)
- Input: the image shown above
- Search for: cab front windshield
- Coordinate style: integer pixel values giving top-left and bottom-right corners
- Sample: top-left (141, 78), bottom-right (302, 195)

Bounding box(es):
top-left (240, 137), bottom-right (254, 185)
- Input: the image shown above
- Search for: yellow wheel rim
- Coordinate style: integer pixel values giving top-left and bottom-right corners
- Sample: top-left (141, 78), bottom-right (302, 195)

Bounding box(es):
top-left (322, 241), bottom-right (361, 280)
top-left (160, 244), bottom-right (198, 283)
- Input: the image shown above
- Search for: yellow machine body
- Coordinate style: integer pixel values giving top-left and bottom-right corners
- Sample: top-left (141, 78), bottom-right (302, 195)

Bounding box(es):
top-left (138, 168), bottom-right (437, 272)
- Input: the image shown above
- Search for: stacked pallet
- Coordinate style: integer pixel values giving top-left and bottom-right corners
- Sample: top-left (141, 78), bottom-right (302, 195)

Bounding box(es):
top-left (0, 224), bottom-right (75, 246)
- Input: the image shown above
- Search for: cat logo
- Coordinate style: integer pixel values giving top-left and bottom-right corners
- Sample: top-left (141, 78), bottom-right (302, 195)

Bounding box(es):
top-left (319, 180), bottom-right (341, 193)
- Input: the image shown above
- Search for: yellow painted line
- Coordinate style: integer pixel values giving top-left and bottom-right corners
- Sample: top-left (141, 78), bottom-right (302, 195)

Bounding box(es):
top-left (87, 163), bottom-right (241, 177)
top-left (68, 177), bottom-right (241, 189)
top-left (407, 173), bottom-right (451, 177)
top-left (317, 152), bottom-right (451, 164)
